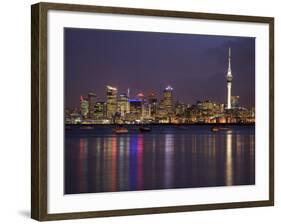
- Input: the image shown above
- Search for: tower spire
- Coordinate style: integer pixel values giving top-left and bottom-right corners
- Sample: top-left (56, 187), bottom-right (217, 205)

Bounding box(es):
top-left (226, 47), bottom-right (233, 110)
top-left (228, 47), bottom-right (232, 75)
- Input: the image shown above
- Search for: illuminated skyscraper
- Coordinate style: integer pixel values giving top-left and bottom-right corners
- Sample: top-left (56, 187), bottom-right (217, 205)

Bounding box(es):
top-left (163, 85), bottom-right (174, 115)
top-left (226, 48), bottom-right (233, 109)
top-left (106, 85), bottom-right (117, 119)
top-left (175, 101), bottom-right (187, 116)
top-left (117, 93), bottom-right (129, 117)
top-left (157, 99), bottom-right (166, 118)
top-left (80, 96), bottom-right (89, 118)
top-left (88, 92), bottom-right (96, 118)
top-left (93, 101), bottom-right (106, 119)
top-left (129, 99), bottom-right (142, 114)
top-left (148, 92), bottom-right (157, 118)
top-left (128, 99), bottom-right (142, 121)
top-left (142, 102), bottom-right (151, 119)
top-left (231, 96), bottom-right (239, 108)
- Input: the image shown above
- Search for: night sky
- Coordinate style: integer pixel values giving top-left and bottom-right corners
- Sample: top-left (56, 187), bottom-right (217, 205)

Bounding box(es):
top-left (64, 28), bottom-right (255, 109)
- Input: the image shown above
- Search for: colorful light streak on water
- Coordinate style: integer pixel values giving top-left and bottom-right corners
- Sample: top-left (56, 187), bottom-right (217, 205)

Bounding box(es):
top-left (65, 125), bottom-right (255, 194)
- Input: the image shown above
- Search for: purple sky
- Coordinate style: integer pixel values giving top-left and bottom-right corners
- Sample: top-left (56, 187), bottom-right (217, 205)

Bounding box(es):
top-left (64, 28), bottom-right (255, 109)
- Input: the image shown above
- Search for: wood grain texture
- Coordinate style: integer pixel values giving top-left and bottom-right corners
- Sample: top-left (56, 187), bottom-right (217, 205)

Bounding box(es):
top-left (269, 19), bottom-right (274, 204)
top-left (31, 3), bottom-right (48, 221)
top-left (31, 3), bottom-right (40, 220)
top-left (31, 2), bottom-right (274, 221)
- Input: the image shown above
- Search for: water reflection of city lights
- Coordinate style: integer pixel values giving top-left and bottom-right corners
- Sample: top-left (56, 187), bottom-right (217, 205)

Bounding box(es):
top-left (226, 131), bottom-right (233, 186)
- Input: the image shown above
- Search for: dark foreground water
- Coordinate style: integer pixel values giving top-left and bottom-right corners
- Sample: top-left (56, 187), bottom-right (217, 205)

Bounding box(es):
top-left (64, 125), bottom-right (255, 194)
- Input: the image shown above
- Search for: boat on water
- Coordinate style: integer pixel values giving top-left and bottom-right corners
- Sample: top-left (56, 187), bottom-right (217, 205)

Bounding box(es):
top-left (211, 126), bottom-right (231, 132)
top-left (113, 127), bottom-right (129, 134)
top-left (211, 126), bottom-right (220, 132)
top-left (139, 126), bottom-right (151, 132)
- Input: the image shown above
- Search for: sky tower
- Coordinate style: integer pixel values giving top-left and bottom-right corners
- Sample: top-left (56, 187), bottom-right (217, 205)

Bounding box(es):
top-left (226, 48), bottom-right (233, 109)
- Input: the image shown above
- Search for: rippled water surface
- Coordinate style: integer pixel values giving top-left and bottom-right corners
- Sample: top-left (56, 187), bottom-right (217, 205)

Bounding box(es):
top-left (64, 125), bottom-right (255, 194)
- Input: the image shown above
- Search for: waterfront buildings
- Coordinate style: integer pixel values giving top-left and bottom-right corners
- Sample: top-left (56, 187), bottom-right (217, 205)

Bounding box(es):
top-left (65, 48), bottom-right (255, 125)
top-left (68, 86), bottom-right (254, 125)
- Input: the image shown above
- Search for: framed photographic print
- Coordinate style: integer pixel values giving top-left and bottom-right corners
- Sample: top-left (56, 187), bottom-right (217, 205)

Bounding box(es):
top-left (31, 2), bottom-right (274, 221)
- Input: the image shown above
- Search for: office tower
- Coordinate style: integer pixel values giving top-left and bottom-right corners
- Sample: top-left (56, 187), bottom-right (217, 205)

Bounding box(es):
top-left (157, 99), bottom-right (166, 118)
top-left (142, 102), bottom-right (151, 119)
top-left (106, 85), bottom-right (117, 119)
top-left (117, 93), bottom-right (129, 117)
top-left (175, 101), bottom-right (187, 116)
top-left (148, 92), bottom-right (157, 117)
top-left (88, 92), bottom-right (96, 118)
top-left (163, 85), bottom-right (174, 115)
top-left (129, 99), bottom-right (142, 120)
top-left (80, 96), bottom-right (89, 118)
top-left (93, 101), bottom-right (106, 119)
top-left (231, 96), bottom-right (239, 108)
top-left (129, 99), bottom-right (142, 114)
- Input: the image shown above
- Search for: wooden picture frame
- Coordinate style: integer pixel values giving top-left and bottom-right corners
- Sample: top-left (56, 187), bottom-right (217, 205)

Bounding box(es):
top-left (31, 2), bottom-right (274, 221)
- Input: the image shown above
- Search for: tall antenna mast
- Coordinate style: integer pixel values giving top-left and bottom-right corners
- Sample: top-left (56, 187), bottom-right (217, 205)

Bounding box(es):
top-left (228, 47), bottom-right (232, 74)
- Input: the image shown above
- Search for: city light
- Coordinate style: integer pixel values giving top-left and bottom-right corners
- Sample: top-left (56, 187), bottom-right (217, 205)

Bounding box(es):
top-left (106, 85), bottom-right (117, 91)
top-left (65, 49), bottom-right (255, 125)
top-left (165, 85), bottom-right (173, 91)
top-left (65, 84), bottom-right (254, 125)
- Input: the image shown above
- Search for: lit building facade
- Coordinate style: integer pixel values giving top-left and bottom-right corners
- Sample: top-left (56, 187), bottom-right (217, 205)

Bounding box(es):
top-left (197, 100), bottom-right (214, 110)
top-left (66, 63), bottom-right (254, 125)
top-left (175, 101), bottom-right (187, 116)
top-left (88, 92), bottom-right (96, 118)
top-left (142, 102), bottom-right (151, 120)
top-left (231, 96), bottom-right (239, 108)
top-left (148, 92), bottom-right (158, 118)
top-left (163, 86), bottom-right (174, 115)
top-left (93, 101), bottom-right (106, 119)
top-left (157, 99), bottom-right (167, 118)
top-left (106, 85), bottom-right (117, 119)
top-left (80, 96), bottom-right (89, 118)
top-left (128, 99), bottom-right (142, 121)
top-left (129, 99), bottom-right (142, 114)
top-left (117, 93), bottom-right (129, 117)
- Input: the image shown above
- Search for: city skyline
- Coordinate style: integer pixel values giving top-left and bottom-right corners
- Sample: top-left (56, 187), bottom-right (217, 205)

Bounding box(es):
top-left (64, 28), bottom-right (256, 195)
top-left (69, 83), bottom-right (243, 109)
top-left (64, 28), bottom-right (255, 109)
top-left (65, 81), bottom-right (255, 125)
